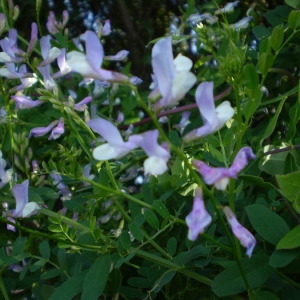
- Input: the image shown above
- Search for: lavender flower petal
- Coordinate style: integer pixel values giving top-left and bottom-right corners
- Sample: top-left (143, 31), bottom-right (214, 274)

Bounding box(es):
top-left (223, 206), bottom-right (256, 257)
top-left (186, 188), bottom-right (212, 241)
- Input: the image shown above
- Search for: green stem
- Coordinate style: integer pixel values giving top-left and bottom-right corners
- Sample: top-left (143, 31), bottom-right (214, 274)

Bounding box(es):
top-left (0, 268), bottom-right (9, 300)
top-left (82, 177), bottom-right (153, 209)
top-left (135, 249), bottom-right (212, 286)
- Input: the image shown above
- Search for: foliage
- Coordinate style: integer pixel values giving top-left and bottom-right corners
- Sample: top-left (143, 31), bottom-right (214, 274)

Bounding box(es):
top-left (0, 0), bottom-right (299, 299)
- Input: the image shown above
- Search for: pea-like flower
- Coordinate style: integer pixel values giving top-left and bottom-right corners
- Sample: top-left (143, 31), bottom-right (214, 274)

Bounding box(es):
top-left (11, 179), bottom-right (40, 218)
top-left (139, 130), bottom-right (170, 175)
top-left (87, 118), bottom-right (142, 160)
top-left (185, 188), bottom-right (212, 241)
top-left (223, 206), bottom-right (256, 258)
top-left (193, 147), bottom-right (256, 190)
top-left (11, 95), bottom-right (42, 109)
top-left (149, 36), bottom-right (197, 110)
top-left (183, 82), bottom-right (234, 143)
top-left (66, 30), bottom-right (129, 83)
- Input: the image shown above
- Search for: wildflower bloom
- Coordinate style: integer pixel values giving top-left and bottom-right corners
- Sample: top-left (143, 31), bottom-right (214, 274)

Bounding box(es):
top-left (183, 82), bottom-right (234, 143)
top-left (74, 96), bottom-right (92, 111)
top-left (46, 10), bottom-right (69, 35)
top-left (27, 23), bottom-right (38, 54)
top-left (87, 117), bottom-right (142, 160)
top-left (66, 30), bottom-right (129, 82)
top-left (230, 16), bottom-right (253, 30)
top-left (185, 188), bottom-right (212, 241)
top-left (50, 172), bottom-right (72, 201)
top-left (11, 95), bottom-right (42, 109)
top-left (11, 179), bottom-right (40, 218)
top-left (48, 118), bottom-right (65, 140)
top-left (0, 151), bottom-right (12, 188)
top-left (223, 206), bottom-right (256, 257)
top-left (193, 147), bottom-right (256, 190)
top-left (29, 120), bottom-right (58, 138)
top-left (149, 36), bottom-right (197, 110)
top-left (139, 130), bottom-right (170, 175)
top-left (215, 1), bottom-right (240, 14)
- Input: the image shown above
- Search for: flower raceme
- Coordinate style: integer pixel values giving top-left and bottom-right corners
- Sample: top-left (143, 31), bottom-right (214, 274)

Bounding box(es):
top-left (183, 82), bottom-right (234, 143)
top-left (193, 147), bottom-right (256, 190)
top-left (149, 36), bottom-right (197, 110)
top-left (223, 206), bottom-right (256, 257)
top-left (185, 188), bottom-right (212, 241)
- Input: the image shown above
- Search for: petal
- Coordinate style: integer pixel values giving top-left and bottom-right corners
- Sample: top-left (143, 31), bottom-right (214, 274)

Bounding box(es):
top-left (139, 130), bottom-right (169, 160)
top-left (48, 119), bottom-right (64, 140)
top-left (193, 160), bottom-right (232, 187)
top-left (12, 179), bottom-right (29, 217)
top-left (93, 143), bottom-right (131, 160)
top-left (173, 54), bottom-right (193, 71)
top-left (22, 202), bottom-right (40, 218)
top-left (215, 101), bottom-right (234, 128)
top-left (195, 82), bottom-right (217, 127)
top-left (151, 36), bottom-right (174, 100)
top-left (143, 156), bottom-right (168, 175)
top-left (81, 30), bottom-right (104, 69)
top-left (223, 206), bottom-right (256, 257)
top-left (11, 95), bottom-right (42, 109)
top-left (29, 120), bottom-right (58, 138)
top-left (87, 118), bottom-right (124, 145)
top-left (185, 188), bottom-right (212, 241)
top-left (230, 147), bottom-right (255, 175)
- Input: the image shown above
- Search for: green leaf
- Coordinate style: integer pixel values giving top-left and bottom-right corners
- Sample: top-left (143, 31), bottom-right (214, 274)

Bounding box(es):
top-left (49, 271), bottom-right (87, 300)
top-left (255, 290), bottom-right (280, 300)
top-left (285, 0), bottom-right (300, 9)
top-left (277, 224), bottom-right (300, 249)
top-left (212, 254), bottom-right (273, 296)
top-left (81, 254), bottom-right (111, 300)
top-left (39, 241), bottom-right (50, 260)
top-left (288, 10), bottom-right (300, 29)
top-left (153, 200), bottom-right (170, 219)
top-left (119, 231), bottom-right (131, 251)
top-left (167, 238), bottom-right (177, 257)
top-left (41, 269), bottom-right (62, 280)
top-left (246, 204), bottom-right (289, 245)
top-left (144, 209), bottom-right (159, 230)
top-left (271, 25), bottom-right (285, 51)
top-left (260, 96), bottom-right (287, 144)
top-left (277, 171), bottom-right (300, 203)
top-left (30, 259), bottom-right (47, 272)
top-left (258, 52), bottom-right (274, 76)
top-left (269, 249), bottom-right (300, 267)
top-left (128, 222), bottom-right (144, 241)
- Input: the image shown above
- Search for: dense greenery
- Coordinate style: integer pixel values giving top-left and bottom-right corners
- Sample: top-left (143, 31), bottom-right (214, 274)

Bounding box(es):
top-left (0, 0), bottom-right (300, 299)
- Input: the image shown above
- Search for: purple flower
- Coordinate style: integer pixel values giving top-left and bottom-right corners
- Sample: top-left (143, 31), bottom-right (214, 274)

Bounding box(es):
top-left (215, 1), bottom-right (240, 14)
top-left (193, 147), bottom-right (256, 190)
top-left (46, 11), bottom-right (69, 35)
top-left (87, 118), bottom-right (142, 160)
top-left (11, 179), bottom-right (40, 218)
top-left (139, 130), bottom-right (170, 175)
top-left (74, 96), bottom-right (92, 111)
top-left (27, 23), bottom-right (38, 54)
top-left (150, 36), bottom-right (197, 110)
top-left (39, 35), bottom-right (62, 66)
top-left (53, 48), bottom-right (72, 78)
top-left (183, 82), bottom-right (234, 143)
top-left (50, 172), bottom-right (72, 201)
top-left (29, 120), bottom-right (58, 138)
top-left (185, 188), bottom-right (212, 241)
top-left (105, 50), bottom-right (129, 61)
top-left (48, 118), bottom-right (64, 140)
top-left (102, 19), bottom-right (111, 36)
top-left (66, 30), bottom-right (129, 82)
top-left (223, 206), bottom-right (256, 257)
top-left (11, 95), bottom-right (42, 109)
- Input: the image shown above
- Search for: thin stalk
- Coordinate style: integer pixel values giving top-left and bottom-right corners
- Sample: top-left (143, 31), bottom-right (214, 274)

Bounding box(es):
top-left (135, 249), bottom-right (212, 286)
top-left (0, 268), bottom-right (9, 300)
